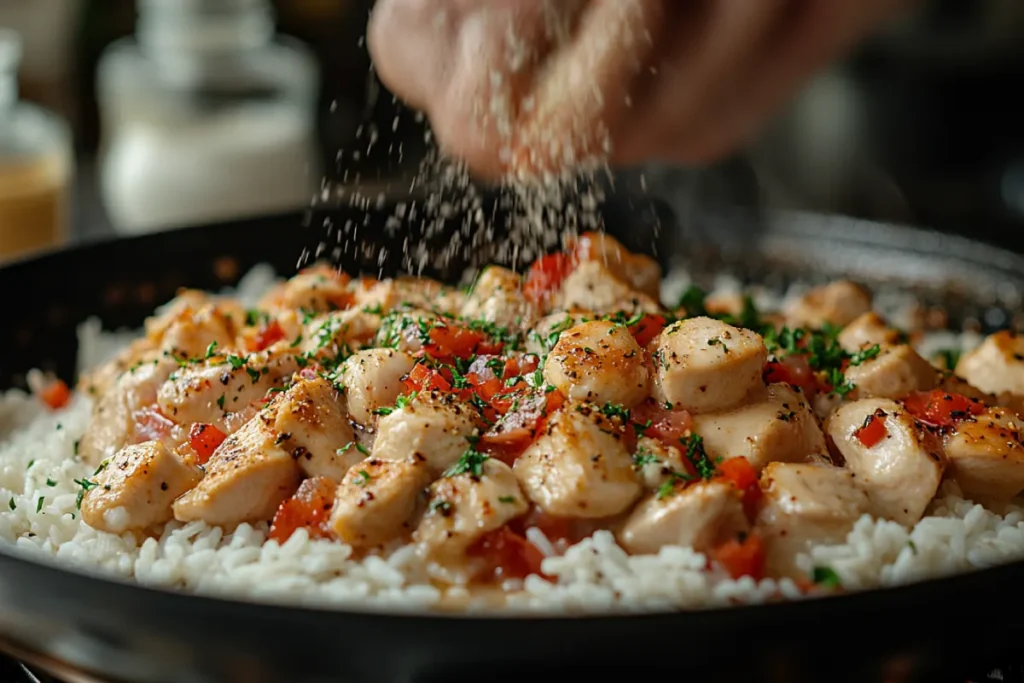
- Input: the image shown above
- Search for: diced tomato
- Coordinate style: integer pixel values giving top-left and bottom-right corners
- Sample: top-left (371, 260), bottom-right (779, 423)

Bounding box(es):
top-left (38, 379), bottom-right (71, 411)
top-left (763, 356), bottom-right (818, 396)
top-left (854, 412), bottom-right (888, 448)
top-left (523, 252), bottom-right (575, 304)
top-left (631, 400), bottom-right (693, 447)
top-left (481, 390), bottom-right (565, 464)
top-left (715, 457), bottom-right (762, 519)
top-left (268, 477), bottom-right (337, 544)
top-left (466, 355), bottom-right (502, 382)
top-left (711, 533), bottom-right (766, 580)
top-left (516, 354), bottom-right (541, 376)
top-left (903, 389), bottom-right (985, 428)
top-left (475, 340), bottom-right (505, 356)
top-left (468, 526), bottom-right (547, 581)
top-left (403, 363), bottom-right (452, 393)
top-left (188, 423), bottom-right (227, 464)
top-left (629, 314), bottom-right (667, 348)
top-left (424, 324), bottom-right (485, 360)
top-left (248, 320), bottom-right (286, 352)
top-left (132, 405), bottom-right (175, 442)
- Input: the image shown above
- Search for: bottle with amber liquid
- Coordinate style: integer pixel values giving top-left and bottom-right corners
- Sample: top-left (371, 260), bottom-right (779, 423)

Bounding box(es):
top-left (0, 28), bottom-right (72, 263)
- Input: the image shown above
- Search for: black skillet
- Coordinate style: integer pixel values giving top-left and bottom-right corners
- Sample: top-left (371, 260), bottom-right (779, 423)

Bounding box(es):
top-left (2, 192), bottom-right (1024, 683)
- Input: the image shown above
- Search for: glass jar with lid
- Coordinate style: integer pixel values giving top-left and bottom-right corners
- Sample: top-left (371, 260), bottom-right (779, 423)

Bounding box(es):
top-left (0, 29), bottom-right (72, 262)
top-left (97, 0), bottom-right (321, 235)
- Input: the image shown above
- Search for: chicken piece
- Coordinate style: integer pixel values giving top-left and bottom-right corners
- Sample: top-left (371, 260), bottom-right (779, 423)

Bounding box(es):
top-left (691, 383), bottom-right (827, 471)
top-left (461, 266), bottom-right (535, 330)
top-left (158, 301), bottom-right (241, 360)
top-left (173, 413), bottom-right (302, 526)
top-left (632, 436), bottom-right (687, 490)
top-left (156, 349), bottom-right (299, 427)
top-left (415, 458), bottom-right (528, 561)
top-left (329, 457), bottom-right (432, 547)
top-left (355, 276), bottom-right (465, 317)
top-left (618, 481), bottom-right (748, 555)
top-left (544, 321), bottom-right (650, 408)
top-left (557, 260), bottom-right (662, 315)
top-left (945, 407), bottom-right (1024, 504)
top-left (79, 357), bottom-right (178, 465)
top-left (651, 316), bottom-right (767, 413)
top-left (373, 308), bottom-right (441, 354)
top-left (784, 280), bottom-right (872, 329)
top-left (300, 308), bottom-right (381, 359)
top-left (78, 337), bottom-right (157, 399)
top-left (342, 349), bottom-right (416, 426)
top-left (756, 462), bottom-right (872, 578)
top-left (272, 376), bottom-right (356, 482)
top-left (526, 311), bottom-right (594, 355)
top-left (144, 289), bottom-right (211, 340)
top-left (838, 312), bottom-right (903, 353)
top-left (845, 344), bottom-right (938, 400)
top-left (81, 441), bottom-right (202, 534)
top-left (371, 391), bottom-right (479, 475)
top-left (572, 231), bottom-right (662, 298)
top-left (956, 331), bottom-right (1024, 397)
top-left (826, 398), bottom-right (944, 525)
top-left (514, 403), bottom-right (641, 518)
top-left (259, 264), bottom-right (352, 313)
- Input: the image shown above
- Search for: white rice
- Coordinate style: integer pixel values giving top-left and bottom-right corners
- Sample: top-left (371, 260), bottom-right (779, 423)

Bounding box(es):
top-left (2, 265), bottom-right (1023, 614)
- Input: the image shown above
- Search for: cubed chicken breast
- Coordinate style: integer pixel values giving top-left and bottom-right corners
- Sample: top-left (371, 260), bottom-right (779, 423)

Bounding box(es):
top-left (173, 413), bottom-right (302, 526)
top-left (573, 231), bottom-right (662, 298)
top-left (544, 321), bottom-right (650, 408)
top-left (81, 441), bottom-right (202, 534)
top-left (301, 309), bottom-right (381, 359)
top-left (844, 344), bottom-right (938, 400)
top-left (272, 376), bottom-right (356, 481)
top-left (652, 317), bottom-right (767, 413)
top-left (461, 266), bottom-right (535, 330)
top-left (956, 331), bottom-right (1024, 397)
top-left (144, 289), bottom-right (212, 340)
top-left (415, 458), bottom-right (528, 561)
top-left (557, 260), bottom-right (662, 315)
top-left (691, 383), bottom-right (827, 470)
top-left (632, 436), bottom-right (687, 491)
top-left (514, 403), bottom-right (641, 518)
top-left (945, 407), bottom-right (1024, 504)
top-left (158, 302), bottom-right (241, 361)
top-left (826, 398), bottom-right (944, 525)
top-left (618, 480), bottom-right (748, 555)
top-left (79, 357), bottom-right (178, 465)
top-left (329, 457), bottom-right (432, 547)
top-left (371, 391), bottom-right (480, 475)
top-left (784, 280), bottom-right (872, 329)
top-left (838, 312), bottom-right (903, 354)
top-left (756, 462), bottom-right (872, 578)
top-left (355, 276), bottom-right (465, 317)
top-left (342, 349), bottom-right (416, 426)
top-left (156, 349), bottom-right (299, 427)
top-left (259, 264), bottom-right (352, 313)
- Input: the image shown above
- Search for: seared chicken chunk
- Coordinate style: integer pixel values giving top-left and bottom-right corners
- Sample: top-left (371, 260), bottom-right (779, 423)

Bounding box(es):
top-left (845, 344), bottom-right (938, 400)
top-left (618, 481), bottom-right (748, 555)
top-left (784, 280), bottom-right (872, 329)
top-left (827, 398), bottom-right (944, 526)
top-left (514, 403), bottom-right (641, 518)
top-left (81, 441), bottom-right (202, 534)
top-left (272, 376), bottom-right (356, 481)
top-left (544, 321), bottom-right (649, 408)
top-left (956, 331), bottom-right (1024, 396)
top-left (945, 407), bottom-right (1024, 504)
top-left (652, 317), bottom-right (767, 413)
top-left (756, 462), bottom-right (872, 578)
top-left (301, 309), bottom-right (381, 358)
top-left (356, 276), bottom-right (465, 316)
top-left (259, 265), bottom-right (352, 313)
top-left (415, 459), bottom-right (528, 561)
top-left (371, 391), bottom-right (479, 475)
top-left (557, 260), bottom-right (662, 315)
top-left (838, 311), bottom-right (903, 354)
top-left (342, 349), bottom-right (416, 426)
top-left (572, 231), bottom-right (662, 298)
top-left (330, 457), bottom-right (431, 547)
top-left (173, 413), bottom-right (302, 526)
top-left (158, 302), bottom-right (241, 360)
top-left (461, 266), bottom-right (535, 329)
top-left (691, 383), bottom-right (827, 471)
top-left (156, 350), bottom-right (298, 427)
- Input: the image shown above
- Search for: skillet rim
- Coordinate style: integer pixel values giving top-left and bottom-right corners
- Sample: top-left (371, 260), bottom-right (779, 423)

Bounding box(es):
top-left (2, 208), bottom-right (1024, 622)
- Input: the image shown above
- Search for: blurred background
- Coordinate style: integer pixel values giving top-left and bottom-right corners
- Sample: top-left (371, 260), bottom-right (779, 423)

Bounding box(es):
top-left (1, 0), bottom-right (1023, 262)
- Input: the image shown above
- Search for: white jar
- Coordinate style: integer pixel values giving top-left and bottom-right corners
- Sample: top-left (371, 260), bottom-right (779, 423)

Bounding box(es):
top-left (97, 0), bottom-right (320, 234)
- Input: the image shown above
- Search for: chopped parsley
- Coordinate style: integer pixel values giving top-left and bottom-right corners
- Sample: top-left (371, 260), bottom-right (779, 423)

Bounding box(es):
top-left (45, 478), bottom-right (56, 487)
top-left (217, 394), bottom-right (226, 410)
top-left (7, 498), bottom-right (14, 511)
top-left (226, 354), bottom-right (247, 370)
top-left (937, 348), bottom-right (962, 370)
top-left (35, 497), bottom-right (44, 513)
top-left (338, 442), bottom-right (370, 457)
top-left (601, 403), bottom-right (630, 421)
top-left (707, 337), bottom-right (729, 353)
top-left (353, 470), bottom-right (372, 487)
top-left (678, 285), bottom-right (709, 317)
top-left (498, 495), bottom-right (516, 504)
top-left (632, 448), bottom-right (659, 468)
top-left (443, 445), bottom-right (489, 479)
top-left (812, 566), bottom-right (841, 588)
top-left (204, 341), bottom-right (219, 359)
top-left (682, 434), bottom-right (715, 480)
top-left (430, 499), bottom-right (453, 515)
top-left (656, 471), bottom-right (694, 499)
top-left (73, 478), bottom-right (98, 509)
